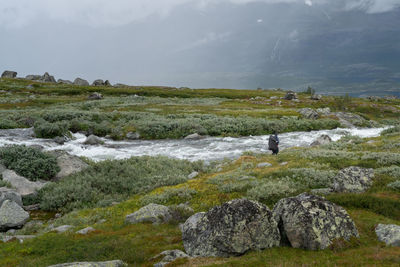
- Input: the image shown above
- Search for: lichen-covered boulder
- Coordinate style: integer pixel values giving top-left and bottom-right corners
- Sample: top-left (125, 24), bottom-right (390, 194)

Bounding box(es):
top-left (152, 250), bottom-right (189, 267)
top-left (310, 134), bottom-right (332, 146)
top-left (181, 199), bottom-right (280, 257)
top-left (299, 108), bottom-right (320, 120)
top-left (375, 224), bottom-right (400, 247)
top-left (0, 187), bottom-right (22, 207)
top-left (1, 71), bottom-right (17, 78)
top-left (0, 200), bottom-right (30, 231)
top-left (126, 203), bottom-right (172, 224)
top-left (333, 166), bottom-right (374, 193)
top-left (47, 260), bottom-right (127, 267)
top-left (273, 193), bottom-right (359, 250)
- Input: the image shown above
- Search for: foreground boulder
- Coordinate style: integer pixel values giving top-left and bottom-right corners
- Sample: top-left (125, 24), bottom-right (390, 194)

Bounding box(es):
top-left (310, 134), bottom-right (332, 146)
top-left (273, 193), bottom-right (359, 250)
top-left (47, 260), bottom-right (127, 267)
top-left (181, 199), bottom-right (280, 257)
top-left (73, 78), bottom-right (89, 86)
top-left (0, 200), bottom-right (30, 231)
top-left (126, 203), bottom-right (172, 224)
top-left (0, 187), bottom-right (23, 207)
top-left (299, 108), bottom-right (320, 120)
top-left (375, 224), bottom-right (400, 247)
top-left (1, 71), bottom-right (17, 78)
top-left (1, 170), bottom-right (48, 197)
top-left (333, 166), bottom-right (374, 193)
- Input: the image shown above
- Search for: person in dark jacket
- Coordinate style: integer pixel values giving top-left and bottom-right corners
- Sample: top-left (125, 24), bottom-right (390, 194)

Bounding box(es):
top-left (268, 132), bottom-right (279, 155)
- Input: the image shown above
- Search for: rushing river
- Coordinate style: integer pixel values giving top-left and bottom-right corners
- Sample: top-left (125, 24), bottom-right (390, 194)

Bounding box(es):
top-left (0, 127), bottom-right (387, 162)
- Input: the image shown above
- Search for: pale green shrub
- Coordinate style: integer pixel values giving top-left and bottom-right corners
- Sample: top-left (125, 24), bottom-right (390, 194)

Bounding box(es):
top-left (375, 166), bottom-right (400, 179)
top-left (140, 187), bottom-right (197, 206)
top-left (387, 181), bottom-right (400, 191)
top-left (247, 178), bottom-right (300, 203)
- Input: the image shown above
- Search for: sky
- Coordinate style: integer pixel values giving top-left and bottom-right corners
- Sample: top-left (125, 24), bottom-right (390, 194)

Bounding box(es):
top-left (1, 0), bottom-right (400, 93)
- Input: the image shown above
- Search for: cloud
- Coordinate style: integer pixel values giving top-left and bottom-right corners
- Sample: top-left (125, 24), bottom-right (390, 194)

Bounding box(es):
top-left (345, 0), bottom-right (400, 13)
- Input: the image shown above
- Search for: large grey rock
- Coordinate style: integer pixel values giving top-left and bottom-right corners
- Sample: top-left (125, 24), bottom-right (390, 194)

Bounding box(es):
top-left (333, 112), bottom-right (367, 128)
top-left (57, 79), bottom-right (73, 84)
top-left (333, 166), bottom-right (374, 193)
top-left (310, 134), bottom-right (332, 146)
top-left (0, 200), bottom-right (30, 231)
top-left (181, 198), bottom-right (280, 257)
top-left (87, 92), bottom-right (103, 100)
top-left (0, 187), bottom-right (22, 207)
top-left (316, 107), bottom-right (331, 115)
top-left (375, 224), bottom-right (400, 247)
top-left (273, 193), bottom-right (359, 250)
top-left (84, 135), bottom-right (104, 145)
top-left (40, 72), bottom-right (56, 83)
top-left (1, 71), bottom-right (17, 78)
top-left (25, 75), bottom-right (41, 80)
top-left (284, 91), bottom-right (298, 100)
top-left (299, 108), bottom-right (320, 120)
top-left (73, 78), bottom-right (89, 86)
top-left (152, 250), bottom-right (189, 267)
top-left (126, 203), bottom-right (172, 224)
top-left (47, 260), bottom-right (127, 267)
top-left (49, 151), bottom-right (89, 179)
top-left (1, 170), bottom-right (48, 197)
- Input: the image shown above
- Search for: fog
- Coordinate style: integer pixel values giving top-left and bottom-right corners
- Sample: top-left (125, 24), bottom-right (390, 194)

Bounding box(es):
top-left (1, 0), bottom-right (400, 94)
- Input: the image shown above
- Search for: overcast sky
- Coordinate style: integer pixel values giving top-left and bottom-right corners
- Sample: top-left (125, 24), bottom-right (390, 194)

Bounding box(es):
top-left (1, 0), bottom-right (399, 89)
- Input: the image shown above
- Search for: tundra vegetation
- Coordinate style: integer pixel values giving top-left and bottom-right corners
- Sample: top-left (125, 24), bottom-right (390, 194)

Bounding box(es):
top-left (0, 77), bottom-right (400, 266)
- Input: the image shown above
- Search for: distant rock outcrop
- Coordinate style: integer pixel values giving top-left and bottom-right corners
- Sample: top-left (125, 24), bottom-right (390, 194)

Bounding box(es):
top-left (40, 72), bottom-right (56, 83)
top-left (57, 79), bottom-right (72, 84)
top-left (73, 78), bottom-right (89, 86)
top-left (333, 166), bottom-right (374, 193)
top-left (1, 71), bottom-right (17, 78)
top-left (25, 75), bottom-right (42, 81)
top-left (181, 198), bottom-right (280, 257)
top-left (273, 193), bottom-right (359, 250)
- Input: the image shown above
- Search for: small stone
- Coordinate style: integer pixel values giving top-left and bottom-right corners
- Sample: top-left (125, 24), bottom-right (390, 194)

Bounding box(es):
top-left (84, 135), bottom-right (104, 145)
top-left (76, 227), bottom-right (95, 235)
top-left (184, 133), bottom-right (204, 140)
top-left (257, 162), bottom-right (272, 168)
top-left (87, 92), bottom-right (103, 100)
top-left (53, 225), bottom-right (73, 233)
top-left (188, 171), bottom-right (199, 180)
top-left (280, 162), bottom-right (288, 166)
top-left (126, 132), bottom-right (140, 140)
top-left (126, 204), bottom-right (172, 225)
top-left (47, 260), bottom-right (127, 267)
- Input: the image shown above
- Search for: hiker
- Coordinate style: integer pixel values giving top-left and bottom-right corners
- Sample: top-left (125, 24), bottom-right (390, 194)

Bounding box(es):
top-left (268, 132), bottom-right (279, 155)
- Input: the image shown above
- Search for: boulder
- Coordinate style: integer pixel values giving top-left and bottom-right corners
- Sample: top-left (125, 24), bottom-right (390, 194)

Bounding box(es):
top-left (257, 162), bottom-right (272, 168)
top-left (126, 203), bottom-right (172, 224)
top-left (316, 107), bottom-right (331, 115)
top-left (40, 72), bottom-right (56, 83)
top-left (181, 199), bottom-right (280, 257)
top-left (284, 91), bottom-right (298, 100)
top-left (0, 187), bottom-right (23, 207)
top-left (152, 250), bottom-right (189, 267)
top-left (87, 92), bottom-right (103, 100)
top-left (0, 200), bottom-right (30, 231)
top-left (1, 170), bottom-right (48, 197)
top-left (47, 260), bottom-right (127, 267)
top-left (76, 227), bottom-right (95, 235)
top-left (104, 80), bottom-right (111, 86)
top-left (53, 225), bottom-right (73, 233)
top-left (92, 79), bottom-right (105, 86)
top-left (126, 132), bottom-right (140, 140)
top-left (310, 134), bottom-right (332, 146)
top-left (332, 166), bottom-right (374, 193)
top-left (299, 108), bottom-right (320, 120)
top-left (1, 71), bottom-right (17, 78)
top-left (57, 79), bottom-right (72, 84)
top-left (25, 75), bottom-right (41, 81)
top-left (73, 78), bottom-right (89, 86)
top-left (84, 135), bottom-right (104, 145)
top-left (311, 94), bottom-right (322, 100)
top-left (187, 171), bottom-right (199, 180)
top-left (273, 193), bottom-right (359, 250)
top-left (375, 224), bottom-right (400, 247)
top-left (333, 112), bottom-right (367, 128)
top-left (184, 133), bottom-right (204, 140)
top-left (48, 151), bottom-right (89, 180)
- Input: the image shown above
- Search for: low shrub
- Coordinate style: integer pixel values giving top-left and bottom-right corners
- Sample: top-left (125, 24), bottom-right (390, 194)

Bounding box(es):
top-left (375, 166), bottom-right (400, 179)
top-left (38, 156), bottom-right (203, 212)
top-left (34, 119), bottom-right (70, 138)
top-left (247, 178), bottom-right (300, 204)
top-left (381, 126), bottom-right (400, 136)
top-left (0, 145), bottom-right (59, 181)
top-left (387, 181), bottom-right (400, 191)
top-left (140, 187), bottom-right (198, 206)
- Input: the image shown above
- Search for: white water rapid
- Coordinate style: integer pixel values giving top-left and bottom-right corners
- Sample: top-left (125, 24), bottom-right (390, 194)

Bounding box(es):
top-left (0, 127), bottom-right (387, 162)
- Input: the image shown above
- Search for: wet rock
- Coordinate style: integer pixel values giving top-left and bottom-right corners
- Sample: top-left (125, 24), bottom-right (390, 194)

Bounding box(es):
top-left (53, 136), bottom-right (67, 145)
top-left (316, 107), bottom-right (331, 115)
top-left (152, 250), bottom-right (189, 267)
top-left (73, 78), bottom-right (89, 86)
top-left (333, 166), bottom-right (374, 193)
top-left (0, 200), bottom-right (30, 231)
top-left (1, 71), bottom-right (17, 78)
top-left (40, 72), bottom-right (56, 83)
top-left (273, 193), bottom-right (359, 250)
top-left (25, 75), bottom-right (41, 80)
top-left (76, 227), bottom-right (95, 235)
top-left (126, 203), bottom-right (172, 224)
top-left (87, 92), bottom-right (103, 100)
top-left (126, 132), bottom-right (140, 140)
top-left (57, 79), bottom-right (72, 84)
top-left (47, 260), bottom-right (127, 267)
top-left (84, 135), bottom-right (104, 145)
top-left (284, 91), bottom-right (298, 100)
top-left (310, 134), bottom-right (332, 146)
top-left (182, 198), bottom-right (280, 257)
top-left (0, 187), bottom-right (23, 207)
top-left (299, 108), bottom-right (320, 120)
top-left (188, 171), bottom-right (199, 180)
top-left (92, 79), bottom-right (105, 86)
top-left (1, 170), bottom-right (48, 197)
top-left (375, 224), bottom-right (400, 247)
top-left (53, 225), bottom-right (73, 233)
top-left (257, 162), bottom-right (272, 168)
top-left (311, 94), bottom-right (322, 100)
top-left (48, 151), bottom-right (89, 180)
top-left (184, 133), bottom-right (204, 140)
